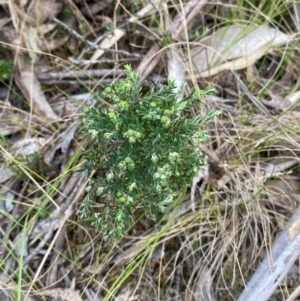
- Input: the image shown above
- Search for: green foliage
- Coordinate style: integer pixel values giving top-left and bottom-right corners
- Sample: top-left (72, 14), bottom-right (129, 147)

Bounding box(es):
top-left (160, 30), bottom-right (172, 48)
top-left (79, 65), bottom-right (220, 237)
top-left (0, 59), bottom-right (12, 81)
top-left (60, 6), bottom-right (73, 19)
top-left (10, 152), bottom-right (46, 180)
top-left (37, 205), bottom-right (50, 219)
top-left (106, 24), bottom-right (115, 35)
top-left (0, 133), bottom-right (10, 148)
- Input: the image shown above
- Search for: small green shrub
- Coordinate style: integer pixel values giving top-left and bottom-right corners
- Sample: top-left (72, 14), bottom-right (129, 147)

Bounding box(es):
top-left (79, 65), bottom-right (220, 237)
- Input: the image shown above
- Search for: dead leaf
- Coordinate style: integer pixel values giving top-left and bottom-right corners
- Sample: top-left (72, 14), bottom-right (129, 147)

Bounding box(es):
top-left (93, 239), bottom-right (148, 274)
top-left (19, 0), bottom-right (29, 8)
top-left (89, 28), bottom-right (125, 62)
top-left (22, 25), bottom-right (43, 56)
top-left (15, 56), bottom-right (59, 122)
top-left (36, 23), bottom-right (69, 51)
top-left (10, 137), bottom-right (46, 157)
top-left (168, 48), bottom-right (185, 100)
top-left (41, 35), bottom-right (69, 51)
top-left (287, 90), bottom-right (300, 104)
top-left (110, 239), bottom-right (146, 267)
top-left (81, 0), bottom-right (112, 17)
top-left (115, 286), bottom-right (142, 301)
top-left (115, 288), bottom-right (131, 301)
top-left (0, 110), bottom-right (22, 136)
top-left (259, 159), bottom-right (299, 178)
top-left (37, 23), bottom-right (69, 53)
top-left (0, 167), bottom-right (16, 184)
top-left (262, 94), bottom-right (291, 111)
top-left (0, 101), bottom-right (56, 136)
top-left (0, 17), bottom-right (11, 28)
top-left (193, 265), bottom-right (216, 301)
top-left (189, 25), bottom-right (293, 78)
top-left (89, 3), bottom-right (155, 62)
top-left (289, 217), bottom-right (300, 242)
top-left (42, 122), bottom-right (79, 166)
top-left (13, 231), bottom-right (29, 257)
top-left (0, 28), bottom-right (21, 47)
top-left (16, 15), bottom-right (66, 56)
top-left (0, 192), bottom-right (15, 218)
top-left (149, 243), bottom-right (165, 263)
top-left (7, 0), bottom-right (20, 31)
top-left (61, 121), bottom-right (79, 154)
top-left (26, 0), bottom-right (63, 24)
top-left (38, 23), bottom-right (57, 35)
top-left (266, 176), bottom-right (300, 212)
top-left (0, 274), bottom-right (36, 301)
top-left (41, 288), bottom-right (81, 301)
top-left (191, 166), bottom-right (209, 211)
top-left (50, 99), bottom-right (81, 117)
top-left (293, 2), bottom-right (300, 30)
top-left (140, 294), bottom-right (152, 301)
top-left (42, 139), bottom-right (61, 166)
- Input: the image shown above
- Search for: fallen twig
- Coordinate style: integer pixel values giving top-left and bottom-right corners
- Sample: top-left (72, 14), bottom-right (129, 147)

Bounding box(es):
top-left (53, 17), bottom-right (142, 58)
top-left (37, 69), bottom-right (127, 80)
top-left (68, 57), bottom-right (140, 65)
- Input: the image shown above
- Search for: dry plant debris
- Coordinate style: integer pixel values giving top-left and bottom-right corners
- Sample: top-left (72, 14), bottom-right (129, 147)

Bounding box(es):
top-left (0, 0), bottom-right (300, 301)
top-left (189, 24), bottom-right (294, 77)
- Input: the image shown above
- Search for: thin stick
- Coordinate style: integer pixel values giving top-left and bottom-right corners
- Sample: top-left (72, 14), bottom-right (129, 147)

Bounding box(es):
top-left (53, 18), bottom-right (141, 58)
top-left (171, 0), bottom-right (209, 40)
top-left (68, 57), bottom-right (140, 65)
top-left (37, 69), bottom-right (126, 80)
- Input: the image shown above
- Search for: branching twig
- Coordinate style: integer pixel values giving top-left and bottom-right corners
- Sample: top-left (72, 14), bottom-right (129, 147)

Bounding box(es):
top-left (38, 80), bottom-right (113, 86)
top-left (68, 57), bottom-right (141, 65)
top-left (53, 17), bottom-right (142, 58)
top-left (37, 69), bottom-right (127, 80)
top-left (38, 75), bottom-right (167, 86)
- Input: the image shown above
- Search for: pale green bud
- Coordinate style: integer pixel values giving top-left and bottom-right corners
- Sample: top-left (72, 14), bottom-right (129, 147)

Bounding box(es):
top-left (118, 161), bottom-right (126, 170)
top-left (129, 137), bottom-right (136, 144)
top-left (128, 162), bottom-right (135, 170)
top-left (145, 114), bottom-right (153, 120)
top-left (134, 132), bottom-right (142, 139)
top-left (151, 153), bottom-right (158, 164)
top-left (106, 173), bottom-right (114, 182)
top-left (125, 157), bottom-right (132, 164)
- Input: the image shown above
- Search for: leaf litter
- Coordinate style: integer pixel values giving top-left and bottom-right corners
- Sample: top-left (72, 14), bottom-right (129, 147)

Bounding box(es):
top-left (0, 1), bottom-right (300, 301)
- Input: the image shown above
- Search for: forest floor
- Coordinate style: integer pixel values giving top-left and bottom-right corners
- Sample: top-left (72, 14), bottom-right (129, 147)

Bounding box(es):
top-left (1, 1), bottom-right (300, 301)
